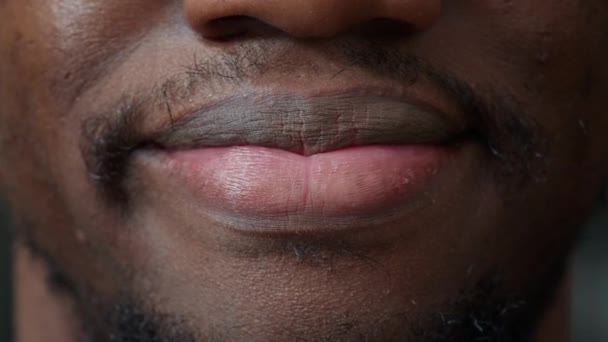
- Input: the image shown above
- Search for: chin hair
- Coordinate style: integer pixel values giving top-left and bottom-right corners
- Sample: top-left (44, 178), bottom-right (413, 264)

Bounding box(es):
top-left (14, 230), bottom-right (571, 342)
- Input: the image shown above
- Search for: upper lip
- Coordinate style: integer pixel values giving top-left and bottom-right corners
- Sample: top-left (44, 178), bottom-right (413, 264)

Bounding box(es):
top-left (149, 88), bottom-right (471, 156)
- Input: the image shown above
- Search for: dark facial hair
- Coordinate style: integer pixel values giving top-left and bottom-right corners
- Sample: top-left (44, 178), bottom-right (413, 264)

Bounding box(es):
top-left (18, 230), bottom-right (568, 342)
top-left (80, 38), bottom-right (548, 212)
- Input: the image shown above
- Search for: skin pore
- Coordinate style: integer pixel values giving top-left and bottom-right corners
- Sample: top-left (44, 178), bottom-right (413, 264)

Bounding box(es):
top-left (1, 0), bottom-right (607, 341)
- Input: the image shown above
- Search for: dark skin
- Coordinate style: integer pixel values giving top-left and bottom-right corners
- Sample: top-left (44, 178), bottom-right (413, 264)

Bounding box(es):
top-left (1, 0), bottom-right (608, 341)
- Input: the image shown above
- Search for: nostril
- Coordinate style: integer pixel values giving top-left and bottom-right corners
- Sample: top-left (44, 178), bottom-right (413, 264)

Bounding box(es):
top-left (184, 0), bottom-right (440, 41)
top-left (202, 17), bottom-right (415, 42)
top-left (202, 16), bottom-right (251, 40)
top-left (352, 18), bottom-right (415, 38)
top-left (201, 16), bottom-right (282, 41)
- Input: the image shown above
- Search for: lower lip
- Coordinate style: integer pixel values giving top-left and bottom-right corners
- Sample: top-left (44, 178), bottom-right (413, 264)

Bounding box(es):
top-left (161, 145), bottom-right (450, 222)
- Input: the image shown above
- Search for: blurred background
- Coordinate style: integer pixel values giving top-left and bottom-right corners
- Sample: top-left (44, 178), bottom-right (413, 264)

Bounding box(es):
top-left (0, 199), bottom-right (606, 341)
top-left (572, 200), bottom-right (608, 342)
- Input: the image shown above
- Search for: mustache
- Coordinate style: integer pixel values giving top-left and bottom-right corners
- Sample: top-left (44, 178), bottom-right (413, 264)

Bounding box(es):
top-left (80, 40), bottom-right (547, 207)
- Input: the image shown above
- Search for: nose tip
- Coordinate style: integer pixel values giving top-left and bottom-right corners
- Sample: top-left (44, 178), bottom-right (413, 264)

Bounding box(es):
top-left (184, 0), bottom-right (441, 39)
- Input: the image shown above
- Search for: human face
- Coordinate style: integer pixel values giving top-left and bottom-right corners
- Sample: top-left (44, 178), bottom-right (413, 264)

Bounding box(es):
top-left (1, 0), bottom-right (607, 341)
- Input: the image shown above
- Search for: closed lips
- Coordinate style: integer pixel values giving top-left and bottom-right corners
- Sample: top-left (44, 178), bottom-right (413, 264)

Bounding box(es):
top-left (134, 89), bottom-right (473, 234)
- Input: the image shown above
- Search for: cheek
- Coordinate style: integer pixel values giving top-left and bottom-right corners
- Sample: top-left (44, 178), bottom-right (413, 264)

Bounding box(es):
top-left (0, 0), bottom-right (161, 194)
top-left (443, 1), bottom-right (608, 148)
top-left (0, 3), bottom-right (108, 292)
top-left (0, 27), bottom-right (43, 195)
top-left (41, 0), bottom-right (171, 105)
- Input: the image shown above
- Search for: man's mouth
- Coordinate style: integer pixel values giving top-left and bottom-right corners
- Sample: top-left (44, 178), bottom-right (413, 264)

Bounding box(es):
top-left (80, 39), bottom-right (546, 234)
top-left (130, 88), bottom-right (475, 233)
